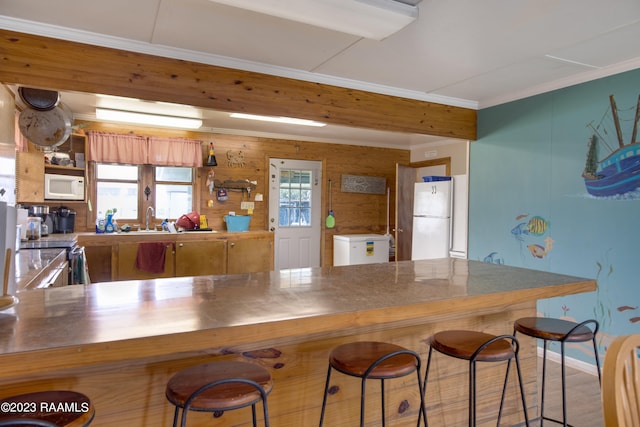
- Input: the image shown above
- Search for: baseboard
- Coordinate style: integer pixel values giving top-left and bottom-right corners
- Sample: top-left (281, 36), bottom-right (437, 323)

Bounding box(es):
top-left (537, 347), bottom-right (600, 376)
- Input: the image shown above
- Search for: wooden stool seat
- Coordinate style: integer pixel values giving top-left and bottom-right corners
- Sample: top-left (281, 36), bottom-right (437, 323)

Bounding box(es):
top-left (430, 330), bottom-right (515, 362)
top-left (166, 361), bottom-right (272, 427)
top-left (423, 330), bottom-right (529, 427)
top-left (0, 391), bottom-right (94, 427)
top-left (328, 341), bottom-right (419, 378)
top-left (319, 341), bottom-right (426, 426)
top-left (514, 317), bottom-right (596, 342)
top-left (513, 317), bottom-right (601, 427)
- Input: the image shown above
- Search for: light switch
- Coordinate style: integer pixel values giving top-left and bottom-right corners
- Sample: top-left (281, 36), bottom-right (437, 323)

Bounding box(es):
top-left (241, 201), bottom-right (255, 210)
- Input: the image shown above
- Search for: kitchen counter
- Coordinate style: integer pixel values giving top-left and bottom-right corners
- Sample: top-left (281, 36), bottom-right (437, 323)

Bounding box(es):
top-left (19, 233), bottom-right (77, 250)
top-left (14, 248), bottom-right (67, 291)
top-left (0, 259), bottom-right (596, 426)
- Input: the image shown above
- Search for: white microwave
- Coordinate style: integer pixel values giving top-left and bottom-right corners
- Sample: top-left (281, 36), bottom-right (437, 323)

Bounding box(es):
top-left (44, 173), bottom-right (85, 201)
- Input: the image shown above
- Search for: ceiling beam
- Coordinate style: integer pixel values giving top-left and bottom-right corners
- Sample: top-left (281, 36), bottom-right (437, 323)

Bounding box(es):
top-left (0, 29), bottom-right (476, 140)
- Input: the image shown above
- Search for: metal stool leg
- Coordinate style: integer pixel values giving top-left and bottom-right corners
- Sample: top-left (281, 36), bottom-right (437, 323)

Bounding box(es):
top-left (469, 360), bottom-right (476, 427)
top-left (415, 367), bottom-right (428, 427)
top-left (418, 346), bottom-right (434, 427)
top-left (514, 352), bottom-right (531, 427)
top-left (318, 364), bottom-right (333, 426)
top-left (380, 379), bottom-right (386, 427)
top-left (592, 335), bottom-right (602, 385)
top-left (561, 342), bottom-right (567, 427)
top-left (172, 407), bottom-right (180, 427)
top-left (360, 377), bottom-right (367, 427)
top-left (540, 339), bottom-right (548, 426)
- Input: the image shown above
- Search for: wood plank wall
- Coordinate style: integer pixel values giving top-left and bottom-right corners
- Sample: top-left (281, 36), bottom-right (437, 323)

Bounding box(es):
top-left (1, 29), bottom-right (469, 267)
top-left (38, 121), bottom-right (409, 267)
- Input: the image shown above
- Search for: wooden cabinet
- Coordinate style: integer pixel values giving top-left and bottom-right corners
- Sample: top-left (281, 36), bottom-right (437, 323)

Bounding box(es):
top-left (116, 242), bottom-right (175, 281)
top-left (175, 240), bottom-right (227, 277)
top-left (16, 134), bottom-right (87, 203)
top-left (48, 260), bottom-right (69, 287)
top-left (16, 151), bottom-right (44, 203)
top-left (84, 244), bottom-right (113, 283)
top-left (227, 235), bottom-right (273, 274)
top-left (77, 232), bottom-right (273, 282)
top-left (44, 133), bottom-right (87, 178)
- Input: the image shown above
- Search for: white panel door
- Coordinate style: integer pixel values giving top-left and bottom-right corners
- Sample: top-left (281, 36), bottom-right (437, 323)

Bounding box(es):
top-left (269, 159), bottom-right (321, 270)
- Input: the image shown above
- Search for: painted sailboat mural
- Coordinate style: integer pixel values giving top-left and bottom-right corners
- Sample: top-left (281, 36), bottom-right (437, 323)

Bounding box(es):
top-left (582, 95), bottom-right (640, 197)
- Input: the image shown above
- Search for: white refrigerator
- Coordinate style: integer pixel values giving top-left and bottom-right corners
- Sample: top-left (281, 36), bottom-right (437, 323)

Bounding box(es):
top-left (411, 179), bottom-right (452, 260)
top-left (0, 201), bottom-right (17, 296)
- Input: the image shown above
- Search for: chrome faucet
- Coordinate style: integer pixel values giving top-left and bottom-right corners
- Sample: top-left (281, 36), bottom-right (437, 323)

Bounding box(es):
top-left (145, 206), bottom-right (155, 231)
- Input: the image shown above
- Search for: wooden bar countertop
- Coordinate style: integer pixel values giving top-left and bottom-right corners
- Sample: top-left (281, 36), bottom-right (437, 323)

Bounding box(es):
top-left (0, 259), bottom-right (596, 426)
top-left (0, 259), bottom-right (594, 377)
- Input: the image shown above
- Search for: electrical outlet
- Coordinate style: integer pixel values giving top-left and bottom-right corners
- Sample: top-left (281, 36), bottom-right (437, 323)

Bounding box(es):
top-left (241, 201), bottom-right (255, 210)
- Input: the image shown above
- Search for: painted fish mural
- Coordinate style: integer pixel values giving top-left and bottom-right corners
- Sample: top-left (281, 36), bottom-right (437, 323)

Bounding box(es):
top-left (483, 252), bottom-right (504, 264)
top-left (527, 216), bottom-right (548, 236)
top-left (511, 214), bottom-right (553, 259)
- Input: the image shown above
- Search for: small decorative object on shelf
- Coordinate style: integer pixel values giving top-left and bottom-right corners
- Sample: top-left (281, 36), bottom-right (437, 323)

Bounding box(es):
top-left (206, 142), bottom-right (218, 166)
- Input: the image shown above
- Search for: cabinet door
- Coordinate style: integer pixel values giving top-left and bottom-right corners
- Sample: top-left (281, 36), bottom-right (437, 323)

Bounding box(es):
top-left (117, 242), bottom-right (175, 281)
top-left (227, 236), bottom-right (273, 274)
top-left (175, 240), bottom-right (227, 277)
top-left (16, 151), bottom-right (44, 203)
top-left (84, 245), bottom-right (113, 283)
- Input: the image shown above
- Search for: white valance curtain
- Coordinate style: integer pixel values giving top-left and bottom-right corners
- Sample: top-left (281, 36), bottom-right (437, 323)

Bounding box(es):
top-left (87, 131), bottom-right (203, 167)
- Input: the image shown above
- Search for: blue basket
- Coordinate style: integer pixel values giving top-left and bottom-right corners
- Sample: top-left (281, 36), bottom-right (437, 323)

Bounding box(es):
top-left (224, 215), bottom-right (251, 232)
top-left (422, 176), bottom-right (451, 182)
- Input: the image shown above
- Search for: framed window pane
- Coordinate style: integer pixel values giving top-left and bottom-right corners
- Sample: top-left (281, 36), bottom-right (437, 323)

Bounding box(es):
top-left (155, 167), bottom-right (192, 182)
top-left (278, 169), bottom-right (312, 227)
top-left (96, 182), bottom-right (138, 218)
top-left (155, 184), bottom-right (192, 220)
top-left (97, 164), bottom-right (138, 180)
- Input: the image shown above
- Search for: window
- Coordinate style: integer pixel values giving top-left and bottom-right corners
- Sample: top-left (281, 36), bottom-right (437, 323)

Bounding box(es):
top-left (96, 164), bottom-right (139, 218)
top-left (278, 169), bottom-right (312, 227)
top-left (154, 167), bottom-right (193, 220)
top-left (95, 163), bottom-right (194, 224)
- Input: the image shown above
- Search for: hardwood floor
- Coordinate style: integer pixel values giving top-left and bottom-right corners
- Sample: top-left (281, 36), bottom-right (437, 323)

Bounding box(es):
top-left (529, 357), bottom-right (603, 427)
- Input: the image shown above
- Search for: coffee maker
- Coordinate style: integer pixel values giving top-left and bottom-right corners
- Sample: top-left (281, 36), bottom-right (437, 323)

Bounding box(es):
top-left (52, 207), bottom-right (76, 234)
top-left (27, 205), bottom-right (52, 236)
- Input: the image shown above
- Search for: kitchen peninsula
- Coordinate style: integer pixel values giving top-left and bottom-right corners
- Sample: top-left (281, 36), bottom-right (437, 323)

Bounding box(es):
top-left (0, 259), bottom-right (595, 426)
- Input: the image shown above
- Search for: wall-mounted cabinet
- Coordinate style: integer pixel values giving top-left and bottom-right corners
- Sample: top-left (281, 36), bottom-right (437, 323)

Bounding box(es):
top-left (16, 150), bottom-right (44, 203)
top-left (16, 133), bottom-right (87, 204)
top-left (43, 133), bottom-right (87, 177)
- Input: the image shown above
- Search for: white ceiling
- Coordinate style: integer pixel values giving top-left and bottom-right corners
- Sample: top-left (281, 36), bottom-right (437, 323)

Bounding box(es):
top-left (2, 0), bottom-right (640, 149)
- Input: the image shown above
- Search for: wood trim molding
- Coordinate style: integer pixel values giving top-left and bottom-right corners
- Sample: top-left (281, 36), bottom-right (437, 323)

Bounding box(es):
top-left (0, 29), bottom-right (476, 140)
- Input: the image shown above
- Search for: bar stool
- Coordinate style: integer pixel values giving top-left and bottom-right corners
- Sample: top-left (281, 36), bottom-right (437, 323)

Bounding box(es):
top-left (165, 360), bottom-right (273, 427)
top-left (318, 341), bottom-right (427, 427)
top-left (421, 330), bottom-right (529, 427)
top-left (0, 391), bottom-right (94, 426)
top-left (513, 317), bottom-right (601, 427)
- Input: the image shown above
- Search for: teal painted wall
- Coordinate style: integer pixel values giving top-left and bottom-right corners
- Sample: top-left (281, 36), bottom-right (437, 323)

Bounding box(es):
top-left (470, 68), bottom-right (640, 365)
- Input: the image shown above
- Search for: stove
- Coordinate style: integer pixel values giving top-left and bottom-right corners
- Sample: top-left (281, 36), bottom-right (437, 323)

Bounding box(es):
top-left (19, 237), bottom-right (87, 284)
top-left (20, 239), bottom-right (76, 250)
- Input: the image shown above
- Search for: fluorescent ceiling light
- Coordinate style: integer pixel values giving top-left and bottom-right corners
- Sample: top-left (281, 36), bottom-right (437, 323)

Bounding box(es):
top-left (207, 0), bottom-right (420, 40)
top-left (95, 108), bottom-right (203, 129)
top-left (230, 113), bottom-right (327, 127)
